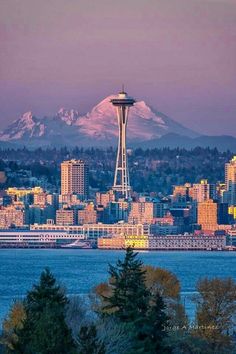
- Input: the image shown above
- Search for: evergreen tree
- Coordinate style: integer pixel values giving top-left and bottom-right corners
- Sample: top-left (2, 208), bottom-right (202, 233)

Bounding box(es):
top-left (28, 305), bottom-right (75, 354)
top-left (145, 292), bottom-right (170, 353)
top-left (26, 267), bottom-right (68, 313)
top-left (130, 291), bottom-right (170, 354)
top-left (77, 325), bottom-right (105, 354)
top-left (103, 247), bottom-right (150, 323)
top-left (102, 248), bottom-right (171, 354)
top-left (12, 268), bottom-right (75, 354)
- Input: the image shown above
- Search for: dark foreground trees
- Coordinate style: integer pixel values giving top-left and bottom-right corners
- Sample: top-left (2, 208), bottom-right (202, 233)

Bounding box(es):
top-left (192, 277), bottom-right (236, 354)
top-left (76, 325), bottom-right (105, 354)
top-left (1, 301), bottom-right (26, 352)
top-left (1, 250), bottom-right (236, 354)
top-left (99, 248), bottom-right (171, 353)
top-left (4, 268), bottom-right (75, 354)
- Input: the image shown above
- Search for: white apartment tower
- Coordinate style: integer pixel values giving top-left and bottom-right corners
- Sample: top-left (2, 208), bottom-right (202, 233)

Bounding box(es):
top-left (61, 160), bottom-right (89, 199)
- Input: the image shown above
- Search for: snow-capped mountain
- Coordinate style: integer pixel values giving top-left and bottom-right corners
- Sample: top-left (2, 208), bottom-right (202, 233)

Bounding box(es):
top-left (0, 112), bottom-right (46, 141)
top-left (77, 95), bottom-right (197, 141)
top-left (56, 108), bottom-right (80, 125)
top-left (0, 96), bottom-right (198, 147)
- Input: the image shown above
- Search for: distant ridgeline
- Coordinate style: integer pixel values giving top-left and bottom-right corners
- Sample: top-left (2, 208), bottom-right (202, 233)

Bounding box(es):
top-left (0, 147), bottom-right (232, 195)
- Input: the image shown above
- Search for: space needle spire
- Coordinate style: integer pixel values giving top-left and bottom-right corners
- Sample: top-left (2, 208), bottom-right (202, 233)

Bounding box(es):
top-left (111, 87), bottom-right (135, 199)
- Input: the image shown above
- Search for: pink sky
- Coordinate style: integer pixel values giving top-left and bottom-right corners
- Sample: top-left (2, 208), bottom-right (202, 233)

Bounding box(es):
top-left (1, 0), bottom-right (236, 135)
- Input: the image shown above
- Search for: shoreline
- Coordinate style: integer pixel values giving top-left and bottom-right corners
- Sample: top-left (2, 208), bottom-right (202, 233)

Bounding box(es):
top-left (0, 245), bottom-right (234, 251)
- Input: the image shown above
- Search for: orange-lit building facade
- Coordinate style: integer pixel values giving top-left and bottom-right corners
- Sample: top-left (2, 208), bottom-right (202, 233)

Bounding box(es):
top-left (197, 199), bottom-right (218, 231)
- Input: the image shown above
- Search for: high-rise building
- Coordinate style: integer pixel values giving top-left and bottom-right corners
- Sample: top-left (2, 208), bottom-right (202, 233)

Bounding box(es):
top-left (78, 203), bottom-right (97, 225)
top-left (228, 206), bottom-right (236, 223)
top-left (29, 205), bottom-right (55, 225)
top-left (96, 190), bottom-right (115, 207)
top-left (111, 89), bottom-right (135, 199)
top-left (128, 201), bottom-right (157, 224)
top-left (108, 200), bottom-right (129, 223)
top-left (173, 183), bottom-right (191, 202)
top-left (197, 199), bottom-right (218, 231)
top-left (217, 203), bottom-right (229, 225)
top-left (33, 192), bottom-right (47, 206)
top-left (225, 156), bottom-right (236, 206)
top-left (190, 179), bottom-right (216, 203)
top-left (0, 206), bottom-right (25, 228)
top-left (61, 160), bottom-right (89, 199)
top-left (56, 209), bottom-right (76, 226)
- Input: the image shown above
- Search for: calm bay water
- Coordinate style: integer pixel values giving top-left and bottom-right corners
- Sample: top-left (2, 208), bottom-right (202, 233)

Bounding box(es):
top-left (0, 249), bottom-right (236, 324)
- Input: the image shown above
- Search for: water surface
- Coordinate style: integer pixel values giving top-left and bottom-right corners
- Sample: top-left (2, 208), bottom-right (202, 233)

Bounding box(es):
top-left (0, 249), bottom-right (235, 324)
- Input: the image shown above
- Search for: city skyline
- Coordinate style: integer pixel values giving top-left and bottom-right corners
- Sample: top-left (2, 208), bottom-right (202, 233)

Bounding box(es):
top-left (1, 0), bottom-right (236, 136)
top-left (1, 150), bottom-right (236, 244)
top-left (1, 1), bottom-right (236, 351)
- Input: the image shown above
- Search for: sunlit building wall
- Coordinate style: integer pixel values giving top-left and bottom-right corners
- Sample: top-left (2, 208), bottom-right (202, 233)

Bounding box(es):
top-left (197, 199), bottom-right (218, 231)
top-left (61, 160), bottom-right (89, 199)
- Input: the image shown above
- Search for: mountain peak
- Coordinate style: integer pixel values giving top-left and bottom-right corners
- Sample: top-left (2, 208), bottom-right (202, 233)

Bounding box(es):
top-left (77, 95), bottom-right (197, 142)
top-left (57, 108), bottom-right (80, 125)
top-left (21, 111), bottom-right (34, 123)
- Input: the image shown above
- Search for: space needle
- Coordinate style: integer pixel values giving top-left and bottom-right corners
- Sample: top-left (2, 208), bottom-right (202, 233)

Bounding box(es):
top-left (111, 87), bottom-right (135, 199)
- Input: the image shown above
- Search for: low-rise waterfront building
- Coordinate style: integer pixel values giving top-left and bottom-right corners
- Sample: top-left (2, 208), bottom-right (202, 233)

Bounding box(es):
top-left (98, 234), bottom-right (226, 250)
top-left (31, 222), bottom-right (149, 240)
top-left (148, 234), bottom-right (226, 250)
top-left (0, 230), bottom-right (84, 247)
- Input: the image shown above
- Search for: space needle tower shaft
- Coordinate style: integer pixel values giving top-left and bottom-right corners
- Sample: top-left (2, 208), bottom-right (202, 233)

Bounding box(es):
top-left (111, 89), bottom-right (135, 199)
